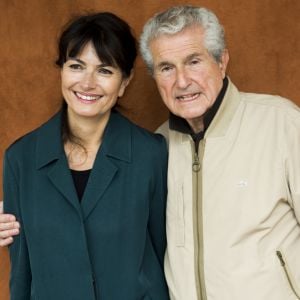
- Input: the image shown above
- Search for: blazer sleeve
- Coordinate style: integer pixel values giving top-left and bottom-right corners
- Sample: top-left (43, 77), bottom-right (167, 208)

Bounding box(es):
top-left (3, 151), bottom-right (32, 300)
top-left (148, 135), bottom-right (168, 266)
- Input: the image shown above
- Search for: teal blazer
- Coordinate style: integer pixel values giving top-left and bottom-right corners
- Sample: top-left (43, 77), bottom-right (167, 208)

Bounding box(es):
top-left (3, 110), bottom-right (169, 300)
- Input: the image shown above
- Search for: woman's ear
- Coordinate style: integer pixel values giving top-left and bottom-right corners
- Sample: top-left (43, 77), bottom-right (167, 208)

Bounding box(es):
top-left (118, 70), bottom-right (134, 97)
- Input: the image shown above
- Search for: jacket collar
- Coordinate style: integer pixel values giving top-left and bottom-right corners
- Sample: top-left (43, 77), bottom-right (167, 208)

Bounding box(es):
top-left (36, 109), bottom-right (132, 170)
top-left (168, 77), bottom-right (241, 140)
top-left (169, 77), bottom-right (228, 135)
top-left (205, 78), bottom-right (241, 138)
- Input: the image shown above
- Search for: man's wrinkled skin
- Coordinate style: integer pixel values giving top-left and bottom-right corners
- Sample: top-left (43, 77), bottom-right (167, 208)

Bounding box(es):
top-left (0, 201), bottom-right (19, 247)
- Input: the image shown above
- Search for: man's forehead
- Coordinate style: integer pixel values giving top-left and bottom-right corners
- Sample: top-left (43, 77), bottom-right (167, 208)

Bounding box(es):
top-left (150, 43), bottom-right (207, 68)
top-left (152, 24), bottom-right (204, 43)
top-left (149, 25), bottom-right (206, 60)
top-left (155, 52), bottom-right (206, 69)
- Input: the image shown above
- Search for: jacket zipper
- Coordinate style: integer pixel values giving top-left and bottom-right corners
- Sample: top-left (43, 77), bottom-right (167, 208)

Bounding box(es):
top-left (276, 250), bottom-right (300, 298)
top-left (193, 151), bottom-right (201, 172)
top-left (192, 140), bottom-right (207, 300)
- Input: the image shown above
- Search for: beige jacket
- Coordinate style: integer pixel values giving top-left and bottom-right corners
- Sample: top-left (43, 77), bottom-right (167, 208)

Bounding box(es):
top-left (157, 80), bottom-right (300, 300)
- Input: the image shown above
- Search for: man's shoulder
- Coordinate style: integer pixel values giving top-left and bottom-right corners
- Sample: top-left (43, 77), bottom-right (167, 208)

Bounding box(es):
top-left (241, 92), bottom-right (300, 121)
top-left (115, 113), bottom-right (168, 159)
top-left (242, 91), bottom-right (296, 106)
top-left (155, 120), bottom-right (169, 140)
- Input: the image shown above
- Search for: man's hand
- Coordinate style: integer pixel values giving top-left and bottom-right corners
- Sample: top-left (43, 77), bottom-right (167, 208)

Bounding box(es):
top-left (0, 201), bottom-right (20, 246)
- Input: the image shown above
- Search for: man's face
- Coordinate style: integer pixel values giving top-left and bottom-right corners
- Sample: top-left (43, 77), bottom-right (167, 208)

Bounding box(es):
top-left (150, 25), bottom-right (229, 132)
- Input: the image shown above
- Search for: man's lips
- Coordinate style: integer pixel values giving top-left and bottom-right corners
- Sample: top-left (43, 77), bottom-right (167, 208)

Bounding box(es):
top-left (176, 92), bottom-right (200, 101)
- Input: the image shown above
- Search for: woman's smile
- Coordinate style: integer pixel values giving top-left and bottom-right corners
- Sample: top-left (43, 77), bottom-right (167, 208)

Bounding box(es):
top-left (74, 91), bottom-right (103, 103)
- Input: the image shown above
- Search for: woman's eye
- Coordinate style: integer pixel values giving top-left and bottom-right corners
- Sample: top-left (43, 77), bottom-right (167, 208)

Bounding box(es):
top-left (98, 68), bottom-right (113, 75)
top-left (69, 64), bottom-right (82, 70)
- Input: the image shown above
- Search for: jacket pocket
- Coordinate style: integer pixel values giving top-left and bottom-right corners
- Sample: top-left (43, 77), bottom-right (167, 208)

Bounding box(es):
top-left (175, 184), bottom-right (185, 247)
top-left (166, 182), bottom-right (185, 247)
top-left (276, 250), bottom-right (300, 298)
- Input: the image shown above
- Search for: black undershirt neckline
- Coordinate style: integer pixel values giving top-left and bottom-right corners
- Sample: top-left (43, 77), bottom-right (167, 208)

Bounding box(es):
top-left (70, 169), bottom-right (91, 202)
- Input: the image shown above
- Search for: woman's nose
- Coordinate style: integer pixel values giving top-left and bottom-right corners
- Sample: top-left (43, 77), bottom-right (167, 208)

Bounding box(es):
top-left (80, 72), bottom-right (97, 90)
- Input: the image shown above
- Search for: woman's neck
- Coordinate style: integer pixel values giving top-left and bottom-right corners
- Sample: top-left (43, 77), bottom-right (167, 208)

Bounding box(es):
top-left (64, 111), bottom-right (111, 170)
top-left (69, 110), bottom-right (111, 145)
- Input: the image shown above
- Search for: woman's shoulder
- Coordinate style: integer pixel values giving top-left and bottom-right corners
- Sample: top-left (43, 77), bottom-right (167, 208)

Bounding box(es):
top-left (5, 111), bottom-right (61, 157)
top-left (114, 111), bottom-right (167, 149)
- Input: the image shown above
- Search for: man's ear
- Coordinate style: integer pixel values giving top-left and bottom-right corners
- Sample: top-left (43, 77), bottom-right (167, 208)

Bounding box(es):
top-left (219, 49), bottom-right (229, 78)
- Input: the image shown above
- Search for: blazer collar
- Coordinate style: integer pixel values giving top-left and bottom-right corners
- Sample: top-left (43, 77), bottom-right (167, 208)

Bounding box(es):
top-left (36, 109), bottom-right (132, 170)
top-left (35, 109), bottom-right (133, 219)
top-left (79, 111), bottom-right (133, 219)
top-left (36, 111), bottom-right (64, 169)
top-left (100, 110), bottom-right (132, 164)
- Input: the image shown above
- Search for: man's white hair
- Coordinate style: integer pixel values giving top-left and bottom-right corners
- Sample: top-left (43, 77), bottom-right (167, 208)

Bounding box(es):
top-left (140, 6), bottom-right (226, 74)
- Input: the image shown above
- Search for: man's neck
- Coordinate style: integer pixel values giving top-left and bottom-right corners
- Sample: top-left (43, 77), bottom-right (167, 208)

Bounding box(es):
top-left (169, 77), bottom-right (229, 135)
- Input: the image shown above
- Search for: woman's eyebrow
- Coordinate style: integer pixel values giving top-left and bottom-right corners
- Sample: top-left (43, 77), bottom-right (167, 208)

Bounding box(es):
top-left (67, 57), bottom-right (111, 68)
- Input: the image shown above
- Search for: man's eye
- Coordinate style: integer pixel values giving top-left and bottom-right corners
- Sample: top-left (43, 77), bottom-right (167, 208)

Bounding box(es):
top-left (161, 65), bottom-right (173, 72)
top-left (69, 64), bottom-right (82, 70)
top-left (190, 59), bottom-right (200, 65)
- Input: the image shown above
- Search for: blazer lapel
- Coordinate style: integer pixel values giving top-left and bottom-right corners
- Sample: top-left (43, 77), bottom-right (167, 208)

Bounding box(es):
top-left (80, 111), bottom-right (132, 220)
top-left (47, 154), bottom-right (82, 215)
top-left (36, 110), bottom-right (132, 220)
top-left (80, 151), bottom-right (118, 220)
top-left (36, 111), bottom-right (82, 217)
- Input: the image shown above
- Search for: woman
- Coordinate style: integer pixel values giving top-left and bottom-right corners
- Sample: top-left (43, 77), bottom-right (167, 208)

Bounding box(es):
top-left (3, 12), bottom-right (169, 300)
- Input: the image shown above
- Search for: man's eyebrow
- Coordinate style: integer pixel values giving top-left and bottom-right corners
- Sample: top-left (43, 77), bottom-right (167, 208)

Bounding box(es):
top-left (155, 60), bottom-right (173, 70)
top-left (155, 52), bottom-right (204, 70)
top-left (184, 52), bottom-right (203, 63)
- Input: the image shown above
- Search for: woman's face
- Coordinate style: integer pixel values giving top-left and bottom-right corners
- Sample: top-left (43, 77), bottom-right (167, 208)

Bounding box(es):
top-left (61, 41), bottom-right (131, 121)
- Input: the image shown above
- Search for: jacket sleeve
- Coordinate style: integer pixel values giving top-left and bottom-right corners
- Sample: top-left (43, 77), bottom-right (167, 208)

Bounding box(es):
top-left (3, 151), bottom-right (32, 300)
top-left (148, 135), bottom-right (168, 267)
top-left (285, 108), bottom-right (300, 223)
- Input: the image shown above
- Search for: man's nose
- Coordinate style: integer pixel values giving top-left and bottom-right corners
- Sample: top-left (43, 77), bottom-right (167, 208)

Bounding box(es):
top-left (176, 68), bottom-right (191, 89)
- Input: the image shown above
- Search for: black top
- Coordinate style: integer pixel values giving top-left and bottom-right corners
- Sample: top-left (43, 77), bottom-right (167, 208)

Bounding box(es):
top-left (70, 169), bottom-right (91, 201)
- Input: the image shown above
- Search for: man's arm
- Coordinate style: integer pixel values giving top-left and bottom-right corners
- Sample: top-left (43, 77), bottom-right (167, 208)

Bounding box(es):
top-left (0, 201), bottom-right (20, 247)
top-left (285, 112), bottom-right (300, 222)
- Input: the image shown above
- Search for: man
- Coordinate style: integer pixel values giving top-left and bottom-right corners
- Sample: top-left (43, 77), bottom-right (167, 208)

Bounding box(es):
top-left (1, 5), bottom-right (300, 300)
